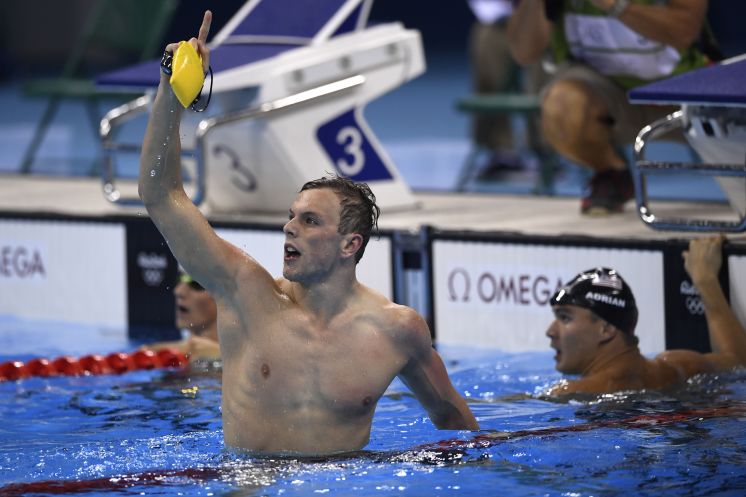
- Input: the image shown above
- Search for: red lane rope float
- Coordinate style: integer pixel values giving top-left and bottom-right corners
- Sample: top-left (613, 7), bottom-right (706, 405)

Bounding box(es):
top-left (0, 349), bottom-right (188, 382)
top-left (413, 404), bottom-right (746, 453)
top-left (0, 467), bottom-right (220, 496)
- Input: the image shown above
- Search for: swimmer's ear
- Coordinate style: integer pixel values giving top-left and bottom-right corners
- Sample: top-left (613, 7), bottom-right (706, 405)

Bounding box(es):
top-left (598, 322), bottom-right (617, 344)
top-left (340, 233), bottom-right (363, 260)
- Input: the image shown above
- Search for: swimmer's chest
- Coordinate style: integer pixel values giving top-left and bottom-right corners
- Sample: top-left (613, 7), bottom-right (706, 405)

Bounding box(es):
top-left (241, 316), bottom-right (408, 414)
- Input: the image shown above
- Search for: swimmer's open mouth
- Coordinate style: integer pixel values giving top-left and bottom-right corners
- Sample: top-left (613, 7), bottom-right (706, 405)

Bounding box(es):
top-left (284, 244), bottom-right (301, 261)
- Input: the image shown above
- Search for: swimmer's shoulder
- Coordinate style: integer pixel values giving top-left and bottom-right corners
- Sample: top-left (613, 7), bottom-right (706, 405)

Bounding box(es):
top-left (352, 283), bottom-right (432, 347)
top-left (653, 349), bottom-right (712, 382)
top-left (375, 299), bottom-right (431, 349)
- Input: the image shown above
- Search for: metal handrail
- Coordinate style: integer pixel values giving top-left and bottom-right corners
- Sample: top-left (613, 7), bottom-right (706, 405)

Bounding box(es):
top-left (632, 110), bottom-right (746, 232)
top-left (99, 74), bottom-right (365, 206)
top-left (100, 94), bottom-right (152, 204)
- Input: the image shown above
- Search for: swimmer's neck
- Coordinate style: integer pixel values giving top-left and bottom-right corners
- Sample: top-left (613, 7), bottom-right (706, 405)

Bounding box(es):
top-left (582, 343), bottom-right (642, 378)
top-left (286, 270), bottom-right (361, 324)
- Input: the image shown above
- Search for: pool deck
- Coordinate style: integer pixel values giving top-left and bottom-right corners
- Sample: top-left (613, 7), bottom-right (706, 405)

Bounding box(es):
top-left (2, 174), bottom-right (746, 244)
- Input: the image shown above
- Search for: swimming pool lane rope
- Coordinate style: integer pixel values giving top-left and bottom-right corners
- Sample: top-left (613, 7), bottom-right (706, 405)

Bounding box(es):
top-left (0, 348), bottom-right (188, 382)
top-left (1, 404), bottom-right (744, 495)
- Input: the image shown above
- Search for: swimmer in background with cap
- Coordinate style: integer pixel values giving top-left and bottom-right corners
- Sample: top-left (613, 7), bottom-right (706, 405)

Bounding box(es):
top-left (546, 235), bottom-right (746, 396)
top-left (141, 271), bottom-right (220, 363)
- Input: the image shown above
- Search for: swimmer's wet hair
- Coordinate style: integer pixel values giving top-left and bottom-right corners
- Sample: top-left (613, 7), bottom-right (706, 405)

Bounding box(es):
top-left (300, 175), bottom-right (380, 263)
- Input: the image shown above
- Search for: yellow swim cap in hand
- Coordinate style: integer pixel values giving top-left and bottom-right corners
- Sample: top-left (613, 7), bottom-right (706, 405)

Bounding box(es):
top-left (170, 41), bottom-right (205, 108)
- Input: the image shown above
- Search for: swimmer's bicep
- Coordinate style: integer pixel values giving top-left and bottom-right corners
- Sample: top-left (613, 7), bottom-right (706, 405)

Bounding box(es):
top-left (147, 193), bottom-right (245, 293)
top-left (396, 314), bottom-right (459, 404)
top-left (656, 349), bottom-right (721, 378)
top-left (701, 352), bottom-right (742, 372)
top-left (397, 348), bottom-right (452, 408)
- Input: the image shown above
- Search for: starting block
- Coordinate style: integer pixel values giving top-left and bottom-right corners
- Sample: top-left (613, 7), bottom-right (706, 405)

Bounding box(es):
top-left (629, 55), bottom-right (746, 232)
top-left (97, 0), bottom-right (424, 212)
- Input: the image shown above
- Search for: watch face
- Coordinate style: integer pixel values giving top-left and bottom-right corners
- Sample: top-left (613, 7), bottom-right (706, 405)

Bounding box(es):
top-left (160, 51), bottom-right (173, 75)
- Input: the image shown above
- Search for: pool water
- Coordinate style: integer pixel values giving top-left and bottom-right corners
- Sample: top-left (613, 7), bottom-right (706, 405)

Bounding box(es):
top-left (1, 320), bottom-right (746, 496)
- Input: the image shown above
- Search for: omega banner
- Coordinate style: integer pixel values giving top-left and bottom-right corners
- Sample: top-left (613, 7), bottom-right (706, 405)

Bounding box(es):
top-left (432, 240), bottom-right (665, 354)
top-left (0, 218), bottom-right (127, 330)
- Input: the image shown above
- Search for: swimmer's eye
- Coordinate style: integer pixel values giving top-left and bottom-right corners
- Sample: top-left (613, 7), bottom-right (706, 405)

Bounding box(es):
top-left (305, 217), bottom-right (318, 225)
top-left (555, 311), bottom-right (571, 323)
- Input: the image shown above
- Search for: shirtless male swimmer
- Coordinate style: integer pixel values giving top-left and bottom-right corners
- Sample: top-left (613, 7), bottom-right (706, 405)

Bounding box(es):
top-left (139, 11), bottom-right (478, 455)
top-left (545, 236), bottom-right (746, 397)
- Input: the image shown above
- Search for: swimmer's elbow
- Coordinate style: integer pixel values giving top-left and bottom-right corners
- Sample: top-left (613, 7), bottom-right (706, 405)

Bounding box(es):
top-left (138, 179), bottom-right (159, 208)
top-left (430, 401), bottom-right (479, 430)
top-left (138, 181), bottom-right (179, 211)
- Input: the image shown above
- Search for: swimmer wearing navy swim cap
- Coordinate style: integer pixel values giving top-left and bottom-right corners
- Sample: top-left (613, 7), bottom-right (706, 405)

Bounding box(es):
top-left (546, 239), bottom-right (746, 398)
top-left (551, 267), bottom-right (638, 338)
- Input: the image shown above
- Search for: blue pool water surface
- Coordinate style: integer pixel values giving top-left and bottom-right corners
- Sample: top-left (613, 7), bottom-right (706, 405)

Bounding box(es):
top-left (1, 317), bottom-right (746, 496)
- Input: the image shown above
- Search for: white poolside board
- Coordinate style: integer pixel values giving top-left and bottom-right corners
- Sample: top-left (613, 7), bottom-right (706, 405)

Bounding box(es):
top-left (0, 218), bottom-right (128, 330)
top-left (1, 175), bottom-right (745, 353)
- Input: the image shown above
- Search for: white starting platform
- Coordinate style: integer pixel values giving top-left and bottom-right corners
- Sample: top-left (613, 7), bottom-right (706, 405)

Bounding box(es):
top-left (96, 0), bottom-right (423, 213)
top-left (630, 54), bottom-right (746, 232)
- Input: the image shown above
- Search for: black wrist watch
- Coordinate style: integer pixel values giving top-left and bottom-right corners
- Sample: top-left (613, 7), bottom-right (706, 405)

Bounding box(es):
top-left (160, 50), bottom-right (173, 75)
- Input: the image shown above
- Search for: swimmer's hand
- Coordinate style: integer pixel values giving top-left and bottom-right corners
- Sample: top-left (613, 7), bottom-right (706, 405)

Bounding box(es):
top-left (164, 10), bottom-right (211, 72)
top-left (186, 335), bottom-right (221, 361)
top-left (170, 42), bottom-right (204, 107)
top-left (683, 235), bottom-right (725, 287)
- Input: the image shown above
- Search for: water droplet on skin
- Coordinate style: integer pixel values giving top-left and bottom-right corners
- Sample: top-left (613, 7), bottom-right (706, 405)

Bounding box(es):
top-left (150, 170), bottom-right (156, 177)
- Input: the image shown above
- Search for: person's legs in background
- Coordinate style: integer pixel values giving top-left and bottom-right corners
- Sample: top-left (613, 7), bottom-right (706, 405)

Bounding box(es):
top-left (540, 65), bottom-right (675, 215)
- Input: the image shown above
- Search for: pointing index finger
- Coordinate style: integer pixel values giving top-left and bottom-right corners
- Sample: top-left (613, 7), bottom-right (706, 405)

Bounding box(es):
top-left (198, 10), bottom-right (212, 44)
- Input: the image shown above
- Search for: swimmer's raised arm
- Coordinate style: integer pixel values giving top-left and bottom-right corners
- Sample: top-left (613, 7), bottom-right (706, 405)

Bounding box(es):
top-left (682, 235), bottom-right (746, 370)
top-left (139, 11), bottom-right (276, 300)
top-left (396, 308), bottom-right (479, 430)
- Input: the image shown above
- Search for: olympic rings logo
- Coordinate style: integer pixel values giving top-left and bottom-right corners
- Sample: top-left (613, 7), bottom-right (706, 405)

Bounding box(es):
top-left (685, 296), bottom-right (705, 315)
top-left (142, 268), bottom-right (165, 287)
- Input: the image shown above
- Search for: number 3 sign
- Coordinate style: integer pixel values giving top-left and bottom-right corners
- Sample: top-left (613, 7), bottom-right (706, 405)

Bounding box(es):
top-left (316, 109), bottom-right (393, 182)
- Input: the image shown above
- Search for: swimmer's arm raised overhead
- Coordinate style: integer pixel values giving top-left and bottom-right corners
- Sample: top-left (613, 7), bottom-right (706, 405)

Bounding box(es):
top-left (138, 11), bottom-right (276, 301)
top-left (657, 236), bottom-right (746, 376)
top-left (682, 236), bottom-right (746, 370)
top-left (395, 308), bottom-right (479, 430)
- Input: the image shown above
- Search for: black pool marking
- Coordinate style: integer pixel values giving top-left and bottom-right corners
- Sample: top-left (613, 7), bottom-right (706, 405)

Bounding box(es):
top-left (2, 405), bottom-right (743, 494)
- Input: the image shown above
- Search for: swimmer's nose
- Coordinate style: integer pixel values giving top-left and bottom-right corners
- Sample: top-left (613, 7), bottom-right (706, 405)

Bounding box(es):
top-left (546, 320), bottom-right (558, 339)
top-left (173, 280), bottom-right (188, 297)
top-left (283, 218), bottom-right (296, 237)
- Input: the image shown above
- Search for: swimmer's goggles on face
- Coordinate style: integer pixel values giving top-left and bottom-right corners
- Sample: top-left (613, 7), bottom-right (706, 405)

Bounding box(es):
top-left (178, 273), bottom-right (205, 291)
top-left (160, 42), bottom-right (212, 112)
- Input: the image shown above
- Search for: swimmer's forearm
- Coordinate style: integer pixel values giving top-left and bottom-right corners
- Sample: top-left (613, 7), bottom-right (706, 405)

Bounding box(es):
top-left (139, 74), bottom-right (186, 206)
top-left (698, 277), bottom-right (746, 365)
